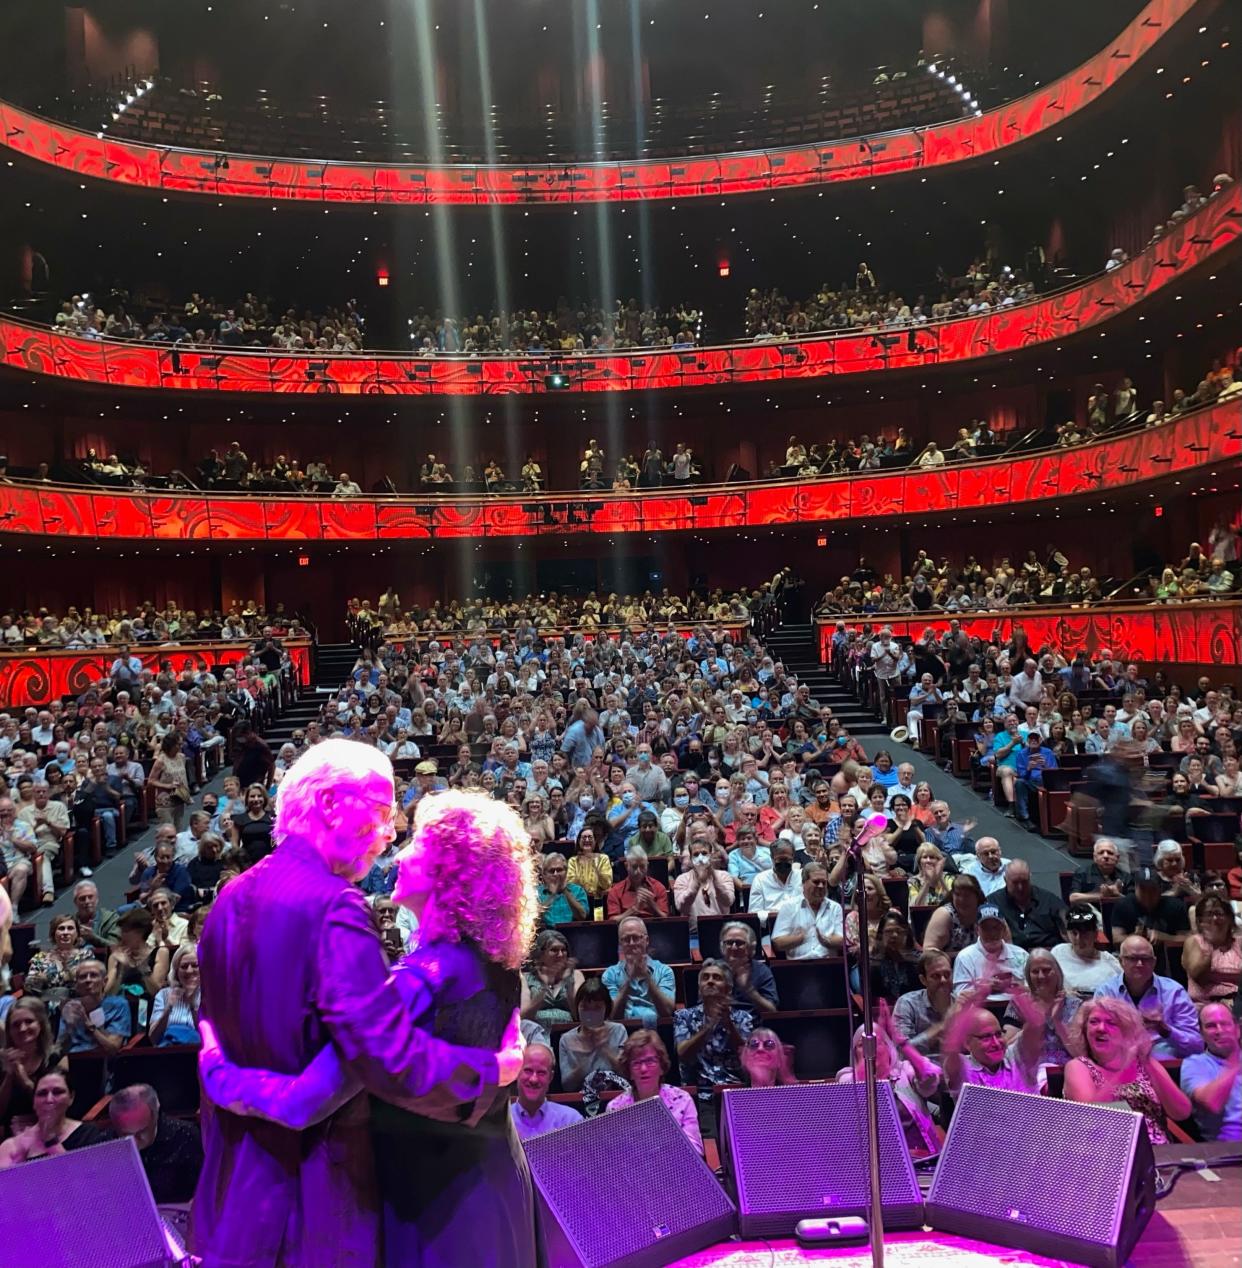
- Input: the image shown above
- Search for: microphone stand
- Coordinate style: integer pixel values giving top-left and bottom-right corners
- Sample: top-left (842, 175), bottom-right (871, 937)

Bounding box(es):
top-left (851, 832), bottom-right (885, 1268)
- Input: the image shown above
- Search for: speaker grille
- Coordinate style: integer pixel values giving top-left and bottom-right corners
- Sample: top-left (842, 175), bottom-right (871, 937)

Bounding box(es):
top-left (0, 1138), bottom-right (169, 1268)
top-left (721, 1083), bottom-right (924, 1236)
top-left (524, 1096), bottom-right (735, 1267)
top-left (927, 1084), bottom-right (1155, 1267)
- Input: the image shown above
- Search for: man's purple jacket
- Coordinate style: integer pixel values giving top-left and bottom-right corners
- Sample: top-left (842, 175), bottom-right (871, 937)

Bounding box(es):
top-left (191, 837), bottom-right (500, 1268)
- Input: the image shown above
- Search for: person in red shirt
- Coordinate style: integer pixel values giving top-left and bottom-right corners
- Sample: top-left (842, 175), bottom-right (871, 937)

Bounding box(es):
top-left (605, 846), bottom-right (670, 920)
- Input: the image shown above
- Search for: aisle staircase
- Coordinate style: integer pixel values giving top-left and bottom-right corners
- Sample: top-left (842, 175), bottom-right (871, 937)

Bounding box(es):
top-left (762, 623), bottom-right (886, 738)
top-left (262, 642), bottom-right (357, 747)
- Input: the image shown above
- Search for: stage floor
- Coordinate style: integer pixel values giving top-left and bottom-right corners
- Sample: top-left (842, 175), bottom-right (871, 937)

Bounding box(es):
top-left (671, 1145), bottom-right (1242, 1268)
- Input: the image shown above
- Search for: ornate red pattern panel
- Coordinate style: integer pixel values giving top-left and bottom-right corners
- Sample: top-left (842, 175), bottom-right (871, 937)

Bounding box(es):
top-left (0, 405), bottom-right (1237, 543)
top-left (0, 641), bottom-right (312, 708)
top-left (2, 183), bottom-right (1234, 398)
top-left (0, 0), bottom-right (1198, 205)
top-left (815, 606), bottom-right (1242, 666)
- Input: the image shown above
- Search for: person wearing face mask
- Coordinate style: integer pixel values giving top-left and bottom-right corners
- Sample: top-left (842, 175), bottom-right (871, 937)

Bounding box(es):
top-left (673, 830), bottom-right (735, 930)
top-left (603, 781), bottom-right (652, 863)
top-left (749, 841), bottom-right (803, 923)
top-left (555, 978), bottom-right (627, 1094)
top-left (626, 743), bottom-right (670, 809)
top-left (662, 785), bottom-right (693, 836)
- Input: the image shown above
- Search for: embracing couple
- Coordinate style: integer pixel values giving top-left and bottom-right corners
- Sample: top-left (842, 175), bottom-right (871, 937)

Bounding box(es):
top-left (190, 741), bottom-right (540, 1268)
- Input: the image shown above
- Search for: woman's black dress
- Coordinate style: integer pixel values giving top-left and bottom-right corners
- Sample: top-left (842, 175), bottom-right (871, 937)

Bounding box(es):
top-left (369, 941), bottom-right (536, 1268)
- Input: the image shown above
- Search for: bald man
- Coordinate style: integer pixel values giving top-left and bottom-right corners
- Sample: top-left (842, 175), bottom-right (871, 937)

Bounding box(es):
top-left (509, 1043), bottom-right (582, 1142)
top-left (1093, 935), bottom-right (1203, 1059)
top-left (1180, 1004), bottom-right (1241, 1141)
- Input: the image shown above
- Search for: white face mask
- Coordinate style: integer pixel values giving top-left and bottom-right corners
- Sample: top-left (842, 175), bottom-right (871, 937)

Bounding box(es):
top-left (692, 854), bottom-right (711, 867)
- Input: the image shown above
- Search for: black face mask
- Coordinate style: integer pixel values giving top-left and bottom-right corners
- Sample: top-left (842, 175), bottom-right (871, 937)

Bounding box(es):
top-left (774, 860), bottom-right (793, 877)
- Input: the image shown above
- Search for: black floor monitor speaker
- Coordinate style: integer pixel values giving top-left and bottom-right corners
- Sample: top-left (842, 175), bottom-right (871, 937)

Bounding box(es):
top-left (523, 1096), bottom-right (735, 1267)
top-left (926, 1084), bottom-right (1156, 1268)
top-left (0, 1137), bottom-right (177, 1268)
top-left (718, 1082), bottom-right (924, 1237)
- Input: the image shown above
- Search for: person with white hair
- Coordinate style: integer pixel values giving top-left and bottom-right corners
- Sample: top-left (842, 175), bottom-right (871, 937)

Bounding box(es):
top-left (192, 742), bottom-right (529, 1268)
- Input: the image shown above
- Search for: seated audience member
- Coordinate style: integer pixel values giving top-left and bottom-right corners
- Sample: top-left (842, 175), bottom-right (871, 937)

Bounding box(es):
top-left (1094, 936), bottom-right (1203, 1059)
top-left (923, 874), bottom-right (986, 953)
top-left (870, 911), bottom-right (922, 1005)
top-left (1110, 866), bottom-right (1191, 949)
top-left (557, 977), bottom-right (627, 1093)
top-left (25, 913), bottom-right (95, 992)
top-left (0, 795), bottom-right (38, 910)
top-left (17, 782), bottom-right (70, 905)
top-left (951, 905), bottom-right (1029, 1002)
top-left (510, 1043), bottom-right (583, 1142)
top-left (1182, 894), bottom-right (1241, 1008)
top-left (837, 1006), bottom-right (942, 1157)
top-left (1053, 905), bottom-right (1122, 998)
top-left (0, 1069), bottom-right (108, 1166)
top-left (602, 916), bottom-right (676, 1023)
top-left (147, 886), bottom-right (191, 950)
top-left (742, 1029), bottom-right (797, 1087)
top-left (149, 947), bottom-right (202, 1047)
top-left (1003, 949), bottom-right (1080, 1066)
top-left (908, 843), bottom-right (952, 907)
top-left (1068, 838), bottom-right (1133, 905)
top-left (536, 853), bottom-right (590, 927)
top-left (626, 811), bottom-right (676, 861)
top-left (673, 836), bottom-right (735, 927)
top-left (923, 801), bottom-right (976, 855)
top-left (1180, 1003), bottom-right (1242, 1141)
top-left (105, 907), bottom-right (171, 999)
top-left (187, 831), bottom-right (226, 903)
top-left (521, 929), bottom-right (586, 1030)
top-left (942, 980), bottom-right (1046, 1097)
top-left (106, 1083), bottom-right (204, 1201)
top-left (954, 836), bottom-right (1009, 897)
top-left (727, 825), bottom-right (772, 883)
top-left (990, 859), bottom-right (1066, 951)
top-left (894, 949), bottom-right (954, 1056)
top-left (717, 920), bottom-right (779, 1015)
top-left (565, 826), bottom-right (612, 901)
top-left (605, 846), bottom-right (670, 920)
top-left (675, 960), bottom-right (754, 1107)
top-left (1064, 997), bottom-right (1192, 1144)
top-left (72, 879), bottom-right (120, 953)
top-left (1154, 838), bottom-right (1204, 907)
top-left (748, 840), bottom-right (802, 922)
top-left (131, 833), bottom-right (196, 911)
top-left (771, 863), bottom-right (843, 960)
top-left (607, 1028), bottom-right (703, 1156)
top-left (57, 958), bottom-right (131, 1054)
top-left (1013, 729), bottom-right (1058, 827)
top-left (0, 998), bottom-right (61, 1139)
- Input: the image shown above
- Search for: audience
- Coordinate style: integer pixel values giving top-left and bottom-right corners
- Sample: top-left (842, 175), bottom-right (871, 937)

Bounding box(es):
top-left (509, 1044), bottom-right (583, 1142)
top-left (606, 1028), bottom-right (703, 1156)
top-left (1180, 1004), bottom-right (1242, 1141)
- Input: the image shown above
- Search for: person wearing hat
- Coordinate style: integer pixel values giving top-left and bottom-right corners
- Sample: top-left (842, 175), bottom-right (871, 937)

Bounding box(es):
top-left (951, 905), bottom-right (1029, 1003)
top-left (1109, 865), bottom-right (1191, 950)
top-left (1012, 729), bottom-right (1058, 829)
top-left (1053, 906), bottom-right (1122, 998)
top-left (403, 760), bottom-right (445, 809)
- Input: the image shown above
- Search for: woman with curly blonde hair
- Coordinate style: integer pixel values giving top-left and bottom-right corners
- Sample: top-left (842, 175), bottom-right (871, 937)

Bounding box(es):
top-left (199, 789), bottom-right (539, 1267)
top-left (1063, 996), bottom-right (1191, 1144)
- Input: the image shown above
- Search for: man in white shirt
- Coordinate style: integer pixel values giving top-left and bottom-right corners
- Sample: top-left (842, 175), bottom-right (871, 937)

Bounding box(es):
top-left (1008, 660), bottom-right (1044, 708)
top-left (748, 840), bottom-right (802, 921)
top-left (869, 628), bottom-right (902, 715)
top-left (175, 811), bottom-right (212, 865)
top-left (955, 837), bottom-right (1010, 897)
top-left (951, 905), bottom-right (1029, 1002)
top-left (771, 863), bottom-right (843, 960)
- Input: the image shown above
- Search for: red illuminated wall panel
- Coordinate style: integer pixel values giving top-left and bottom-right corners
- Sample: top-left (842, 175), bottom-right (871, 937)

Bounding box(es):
top-left (2, 183), bottom-right (1235, 400)
top-left (0, 0), bottom-right (1201, 206)
top-left (1, 404), bottom-right (1236, 544)
top-left (815, 605), bottom-right (1242, 667)
top-left (0, 641), bottom-right (312, 708)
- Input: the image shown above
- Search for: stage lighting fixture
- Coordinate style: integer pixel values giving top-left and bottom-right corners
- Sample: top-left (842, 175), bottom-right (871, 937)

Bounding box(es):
top-left (544, 372), bottom-right (570, 390)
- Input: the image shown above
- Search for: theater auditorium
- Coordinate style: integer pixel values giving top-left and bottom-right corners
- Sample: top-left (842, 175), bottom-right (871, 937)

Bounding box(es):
top-left (0, 2), bottom-right (1239, 1266)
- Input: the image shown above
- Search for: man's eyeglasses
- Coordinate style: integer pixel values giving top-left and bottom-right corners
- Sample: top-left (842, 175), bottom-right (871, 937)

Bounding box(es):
top-left (721, 938), bottom-right (749, 948)
top-left (746, 1036), bottom-right (779, 1051)
top-left (1120, 954), bottom-right (1155, 965)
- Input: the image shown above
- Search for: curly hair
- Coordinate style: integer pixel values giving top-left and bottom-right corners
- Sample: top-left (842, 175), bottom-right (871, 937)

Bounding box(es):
top-left (406, 790), bottom-right (537, 971)
top-left (1067, 995), bottom-right (1153, 1062)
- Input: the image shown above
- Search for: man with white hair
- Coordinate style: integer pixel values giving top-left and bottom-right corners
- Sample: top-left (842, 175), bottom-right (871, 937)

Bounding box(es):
top-left (192, 739), bottom-right (525, 1268)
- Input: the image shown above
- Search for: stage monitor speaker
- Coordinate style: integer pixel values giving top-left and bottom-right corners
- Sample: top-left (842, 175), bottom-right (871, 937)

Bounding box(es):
top-left (926, 1084), bottom-right (1156, 1268)
top-left (718, 1082), bottom-right (924, 1238)
top-left (523, 1095), bottom-right (735, 1267)
top-left (0, 1137), bottom-right (178, 1268)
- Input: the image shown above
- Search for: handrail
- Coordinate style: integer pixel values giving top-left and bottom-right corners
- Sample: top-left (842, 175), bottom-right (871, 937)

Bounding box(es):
top-left (813, 601), bottom-right (1242, 667)
top-left (1, 401), bottom-right (1236, 542)
top-left (0, 0), bottom-right (1203, 206)
top-left (1, 179), bottom-right (1236, 397)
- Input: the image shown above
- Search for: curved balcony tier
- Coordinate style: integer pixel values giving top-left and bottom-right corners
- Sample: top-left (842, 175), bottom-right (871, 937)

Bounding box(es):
top-left (2, 180), bottom-right (1237, 399)
top-left (0, 0), bottom-right (1202, 207)
top-left (0, 403), bottom-right (1235, 543)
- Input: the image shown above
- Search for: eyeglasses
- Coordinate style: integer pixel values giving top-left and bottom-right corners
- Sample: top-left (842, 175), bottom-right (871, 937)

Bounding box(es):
top-left (721, 939), bottom-right (749, 948)
top-left (1120, 954), bottom-right (1155, 965)
top-left (746, 1037), bottom-right (779, 1051)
